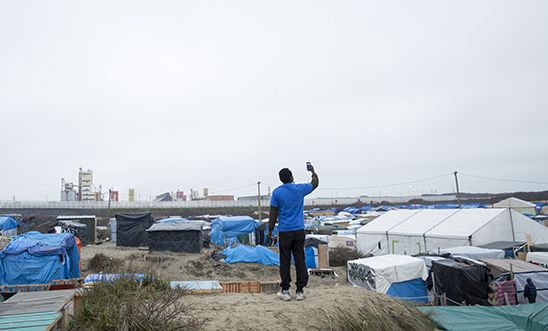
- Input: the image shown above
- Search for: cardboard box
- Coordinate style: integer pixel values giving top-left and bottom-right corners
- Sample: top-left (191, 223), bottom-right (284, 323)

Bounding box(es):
top-left (318, 244), bottom-right (329, 268)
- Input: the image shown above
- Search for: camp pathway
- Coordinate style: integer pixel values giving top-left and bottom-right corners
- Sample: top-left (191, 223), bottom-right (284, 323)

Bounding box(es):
top-left (187, 285), bottom-right (374, 331)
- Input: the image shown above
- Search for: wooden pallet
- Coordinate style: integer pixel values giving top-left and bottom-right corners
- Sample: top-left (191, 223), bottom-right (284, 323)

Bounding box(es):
top-left (308, 268), bottom-right (336, 278)
top-left (220, 281), bottom-right (261, 294)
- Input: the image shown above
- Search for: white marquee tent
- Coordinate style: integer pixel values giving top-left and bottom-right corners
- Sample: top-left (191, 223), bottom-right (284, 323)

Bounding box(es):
top-left (493, 197), bottom-right (537, 215)
top-left (356, 208), bottom-right (548, 256)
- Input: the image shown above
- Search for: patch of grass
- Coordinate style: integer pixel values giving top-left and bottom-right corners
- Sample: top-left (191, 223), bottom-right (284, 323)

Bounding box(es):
top-left (67, 276), bottom-right (206, 331)
top-left (87, 253), bottom-right (122, 273)
top-left (323, 294), bottom-right (435, 331)
top-left (329, 247), bottom-right (368, 267)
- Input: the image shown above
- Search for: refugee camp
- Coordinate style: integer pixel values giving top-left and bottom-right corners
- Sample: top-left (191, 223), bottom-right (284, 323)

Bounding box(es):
top-left (2, 0), bottom-right (548, 330)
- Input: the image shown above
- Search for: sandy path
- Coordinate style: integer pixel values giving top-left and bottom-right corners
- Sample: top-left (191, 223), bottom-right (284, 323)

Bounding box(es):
top-left (188, 285), bottom-right (374, 331)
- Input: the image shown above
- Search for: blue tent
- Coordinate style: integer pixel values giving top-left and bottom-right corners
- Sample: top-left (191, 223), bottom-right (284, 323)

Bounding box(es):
top-left (0, 231), bottom-right (81, 285)
top-left (222, 245), bottom-right (279, 266)
top-left (0, 216), bottom-right (18, 232)
top-left (211, 216), bottom-right (258, 246)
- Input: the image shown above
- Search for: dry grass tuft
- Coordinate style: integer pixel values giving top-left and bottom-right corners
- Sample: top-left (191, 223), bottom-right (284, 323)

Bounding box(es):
top-left (329, 247), bottom-right (368, 267)
top-left (67, 276), bottom-right (206, 331)
top-left (322, 293), bottom-right (435, 331)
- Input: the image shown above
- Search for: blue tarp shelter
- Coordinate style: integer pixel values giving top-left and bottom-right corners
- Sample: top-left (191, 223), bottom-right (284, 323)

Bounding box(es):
top-left (211, 216), bottom-right (258, 246)
top-left (0, 216), bottom-right (18, 231)
top-left (222, 245), bottom-right (280, 266)
top-left (0, 231), bottom-right (81, 285)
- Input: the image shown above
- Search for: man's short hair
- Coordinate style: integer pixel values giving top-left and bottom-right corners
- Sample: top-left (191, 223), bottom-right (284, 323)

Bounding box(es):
top-left (279, 168), bottom-right (293, 184)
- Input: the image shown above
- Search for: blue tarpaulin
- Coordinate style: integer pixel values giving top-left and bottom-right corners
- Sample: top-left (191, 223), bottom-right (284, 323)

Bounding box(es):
top-left (386, 278), bottom-right (428, 303)
top-left (305, 246), bottom-right (316, 268)
top-left (0, 217), bottom-right (18, 231)
top-left (222, 245), bottom-right (280, 266)
top-left (211, 216), bottom-right (257, 246)
top-left (0, 231), bottom-right (80, 285)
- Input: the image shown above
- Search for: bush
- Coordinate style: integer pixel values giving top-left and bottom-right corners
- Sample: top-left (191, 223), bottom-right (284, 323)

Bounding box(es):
top-left (323, 293), bottom-right (435, 331)
top-left (329, 247), bottom-right (368, 267)
top-left (67, 277), bottom-right (205, 331)
top-left (87, 253), bottom-right (121, 273)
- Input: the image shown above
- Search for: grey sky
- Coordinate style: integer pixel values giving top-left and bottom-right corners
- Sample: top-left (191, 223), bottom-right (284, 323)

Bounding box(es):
top-left (1, 1), bottom-right (547, 201)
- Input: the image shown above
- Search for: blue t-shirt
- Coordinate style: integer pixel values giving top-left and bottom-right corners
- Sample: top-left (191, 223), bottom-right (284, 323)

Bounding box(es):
top-left (270, 183), bottom-right (314, 232)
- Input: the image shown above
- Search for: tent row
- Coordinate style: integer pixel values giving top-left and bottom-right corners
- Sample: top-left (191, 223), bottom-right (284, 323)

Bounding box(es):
top-left (357, 208), bottom-right (548, 256)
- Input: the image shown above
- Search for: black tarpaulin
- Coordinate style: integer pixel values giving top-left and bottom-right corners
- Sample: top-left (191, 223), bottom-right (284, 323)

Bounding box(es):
top-left (431, 258), bottom-right (490, 306)
top-left (146, 221), bottom-right (203, 253)
top-left (115, 212), bottom-right (153, 247)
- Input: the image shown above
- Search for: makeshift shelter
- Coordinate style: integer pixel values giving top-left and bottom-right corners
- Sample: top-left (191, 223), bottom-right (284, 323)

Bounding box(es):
top-left (210, 216), bottom-right (257, 246)
top-left (56, 216), bottom-right (97, 245)
top-left (0, 231), bottom-right (80, 285)
top-left (419, 303), bottom-right (548, 331)
top-left (430, 258), bottom-right (490, 306)
top-left (328, 235), bottom-right (357, 250)
top-left (56, 220), bottom-right (88, 245)
top-left (493, 197), bottom-right (537, 215)
top-left (481, 258), bottom-right (544, 277)
top-left (357, 208), bottom-right (548, 256)
top-left (115, 212), bottom-right (153, 247)
top-left (347, 254), bottom-right (428, 303)
top-left (146, 221), bottom-right (204, 253)
top-left (440, 246), bottom-right (505, 260)
top-left (0, 216), bottom-right (19, 237)
top-left (222, 245), bottom-right (279, 266)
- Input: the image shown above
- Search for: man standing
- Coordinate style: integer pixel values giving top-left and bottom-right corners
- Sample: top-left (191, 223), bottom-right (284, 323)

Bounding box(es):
top-left (524, 278), bottom-right (537, 304)
top-left (268, 164), bottom-right (319, 301)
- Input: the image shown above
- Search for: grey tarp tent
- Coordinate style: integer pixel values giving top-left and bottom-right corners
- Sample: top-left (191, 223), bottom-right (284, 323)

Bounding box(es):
top-left (146, 221), bottom-right (204, 253)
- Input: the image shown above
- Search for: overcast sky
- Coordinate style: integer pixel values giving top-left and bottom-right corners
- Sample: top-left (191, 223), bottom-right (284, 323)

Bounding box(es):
top-left (1, 1), bottom-right (547, 201)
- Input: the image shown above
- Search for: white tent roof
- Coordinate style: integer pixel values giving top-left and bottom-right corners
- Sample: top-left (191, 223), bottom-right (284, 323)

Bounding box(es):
top-left (388, 209), bottom-right (460, 236)
top-left (493, 197), bottom-right (536, 208)
top-left (356, 209), bottom-right (420, 234)
top-left (348, 254), bottom-right (427, 294)
top-left (425, 208), bottom-right (505, 239)
top-left (440, 246), bottom-right (505, 260)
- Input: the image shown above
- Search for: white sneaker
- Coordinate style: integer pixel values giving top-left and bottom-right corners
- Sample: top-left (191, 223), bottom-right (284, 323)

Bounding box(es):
top-left (296, 291), bottom-right (304, 301)
top-left (277, 290), bottom-right (291, 301)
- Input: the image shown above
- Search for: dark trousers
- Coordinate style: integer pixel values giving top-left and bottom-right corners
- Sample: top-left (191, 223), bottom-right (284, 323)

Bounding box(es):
top-left (527, 297), bottom-right (536, 304)
top-left (279, 229), bottom-right (308, 291)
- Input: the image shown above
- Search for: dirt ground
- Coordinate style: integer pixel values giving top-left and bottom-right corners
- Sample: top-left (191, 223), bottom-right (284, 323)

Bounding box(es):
top-left (79, 242), bottom-right (377, 331)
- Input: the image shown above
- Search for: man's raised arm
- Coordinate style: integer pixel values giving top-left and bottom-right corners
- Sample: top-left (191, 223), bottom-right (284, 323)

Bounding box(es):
top-left (310, 168), bottom-right (319, 190)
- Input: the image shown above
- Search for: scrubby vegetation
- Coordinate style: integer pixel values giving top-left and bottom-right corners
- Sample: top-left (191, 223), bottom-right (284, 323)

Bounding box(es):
top-left (67, 277), bottom-right (205, 331)
top-left (329, 247), bottom-right (368, 267)
top-left (323, 293), bottom-right (435, 331)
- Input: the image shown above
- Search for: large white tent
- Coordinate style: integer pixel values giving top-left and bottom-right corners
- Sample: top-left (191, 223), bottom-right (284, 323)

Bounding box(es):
top-left (493, 197), bottom-right (536, 215)
top-left (356, 208), bottom-right (548, 256)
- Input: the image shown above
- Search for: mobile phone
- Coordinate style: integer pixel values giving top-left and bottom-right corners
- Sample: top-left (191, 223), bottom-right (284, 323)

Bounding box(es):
top-left (306, 162), bottom-right (313, 171)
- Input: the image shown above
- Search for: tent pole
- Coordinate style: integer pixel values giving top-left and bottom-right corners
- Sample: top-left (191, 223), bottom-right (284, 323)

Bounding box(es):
top-left (509, 208), bottom-right (517, 257)
top-left (454, 171), bottom-right (461, 208)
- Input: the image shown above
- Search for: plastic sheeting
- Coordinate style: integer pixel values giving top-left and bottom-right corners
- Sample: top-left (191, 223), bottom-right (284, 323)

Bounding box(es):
top-left (419, 303), bottom-right (548, 331)
top-left (431, 258), bottom-right (490, 306)
top-left (158, 217), bottom-right (190, 223)
top-left (441, 246), bottom-right (505, 260)
top-left (84, 273), bottom-right (146, 284)
top-left (211, 216), bottom-right (257, 246)
top-left (385, 278), bottom-right (428, 303)
top-left (347, 255), bottom-right (428, 297)
top-left (147, 222), bottom-right (203, 253)
top-left (0, 231), bottom-right (80, 285)
top-left (222, 245), bottom-right (279, 266)
top-left (115, 212), bottom-right (153, 247)
top-left (0, 216), bottom-right (18, 231)
top-left (514, 271), bottom-right (548, 304)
